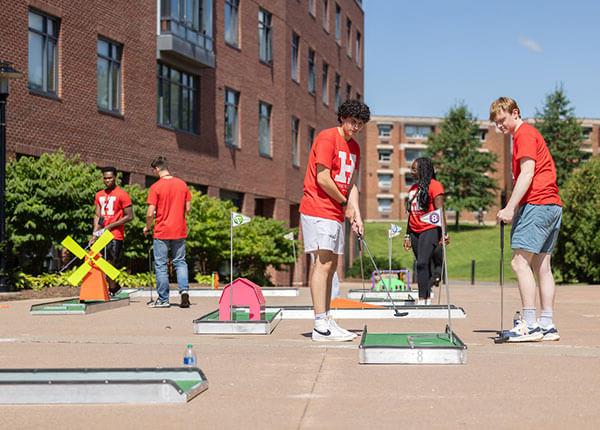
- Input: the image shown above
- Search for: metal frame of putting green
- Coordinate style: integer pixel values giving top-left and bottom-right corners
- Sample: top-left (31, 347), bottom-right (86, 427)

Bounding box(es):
top-left (347, 290), bottom-right (420, 301)
top-left (193, 308), bottom-right (283, 334)
top-left (0, 367), bottom-right (208, 404)
top-left (131, 287), bottom-right (299, 298)
top-left (359, 325), bottom-right (467, 365)
top-left (29, 293), bottom-right (131, 315)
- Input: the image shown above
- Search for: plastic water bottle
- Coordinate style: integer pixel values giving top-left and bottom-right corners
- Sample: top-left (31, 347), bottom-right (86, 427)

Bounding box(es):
top-left (183, 344), bottom-right (197, 367)
top-left (513, 310), bottom-right (521, 327)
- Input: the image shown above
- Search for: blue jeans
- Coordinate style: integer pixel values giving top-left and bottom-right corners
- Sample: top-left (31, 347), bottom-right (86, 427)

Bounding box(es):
top-left (153, 239), bottom-right (189, 302)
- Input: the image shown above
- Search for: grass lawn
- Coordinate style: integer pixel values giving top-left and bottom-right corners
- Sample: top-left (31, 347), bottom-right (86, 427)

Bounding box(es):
top-left (363, 222), bottom-right (516, 282)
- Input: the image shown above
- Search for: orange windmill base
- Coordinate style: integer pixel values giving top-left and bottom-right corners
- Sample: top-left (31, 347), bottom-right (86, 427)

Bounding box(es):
top-left (79, 266), bottom-right (110, 302)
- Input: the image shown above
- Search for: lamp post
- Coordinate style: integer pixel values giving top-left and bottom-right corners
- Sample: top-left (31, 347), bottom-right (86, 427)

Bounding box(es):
top-left (0, 61), bottom-right (22, 292)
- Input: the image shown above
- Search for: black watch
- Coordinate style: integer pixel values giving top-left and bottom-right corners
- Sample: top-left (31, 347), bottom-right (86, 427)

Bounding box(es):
top-left (340, 200), bottom-right (347, 207)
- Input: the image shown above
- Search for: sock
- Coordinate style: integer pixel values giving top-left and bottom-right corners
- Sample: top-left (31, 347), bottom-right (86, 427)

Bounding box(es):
top-left (523, 308), bottom-right (537, 327)
top-left (325, 310), bottom-right (331, 319)
top-left (314, 312), bottom-right (328, 330)
top-left (540, 310), bottom-right (553, 328)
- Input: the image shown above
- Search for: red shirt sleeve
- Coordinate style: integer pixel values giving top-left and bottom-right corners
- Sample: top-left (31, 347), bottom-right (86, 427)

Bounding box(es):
top-left (429, 180), bottom-right (444, 200)
top-left (120, 189), bottom-right (132, 208)
top-left (514, 129), bottom-right (537, 161)
top-left (313, 130), bottom-right (335, 169)
top-left (147, 186), bottom-right (158, 206)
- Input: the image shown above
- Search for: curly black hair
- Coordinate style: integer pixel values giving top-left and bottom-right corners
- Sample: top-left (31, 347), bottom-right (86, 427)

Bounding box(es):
top-left (337, 99), bottom-right (371, 124)
top-left (406, 157), bottom-right (437, 213)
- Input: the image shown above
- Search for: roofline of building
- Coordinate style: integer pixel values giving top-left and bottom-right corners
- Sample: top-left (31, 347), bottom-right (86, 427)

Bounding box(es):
top-left (372, 115), bottom-right (600, 126)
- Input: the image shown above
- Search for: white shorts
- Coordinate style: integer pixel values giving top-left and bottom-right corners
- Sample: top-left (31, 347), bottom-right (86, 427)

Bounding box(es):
top-left (301, 214), bottom-right (345, 255)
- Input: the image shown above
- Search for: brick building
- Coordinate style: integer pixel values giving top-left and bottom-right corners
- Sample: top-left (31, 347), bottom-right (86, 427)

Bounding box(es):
top-left (363, 115), bottom-right (600, 223)
top-left (0, 0), bottom-right (365, 285)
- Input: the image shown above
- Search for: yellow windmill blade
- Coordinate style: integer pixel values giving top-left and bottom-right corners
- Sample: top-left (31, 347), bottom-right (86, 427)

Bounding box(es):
top-left (61, 236), bottom-right (87, 260)
top-left (67, 262), bottom-right (92, 286)
top-left (90, 230), bottom-right (115, 255)
top-left (94, 258), bottom-right (121, 281)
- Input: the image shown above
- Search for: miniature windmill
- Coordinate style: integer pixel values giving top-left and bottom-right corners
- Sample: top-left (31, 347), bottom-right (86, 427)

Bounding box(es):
top-left (61, 230), bottom-right (121, 302)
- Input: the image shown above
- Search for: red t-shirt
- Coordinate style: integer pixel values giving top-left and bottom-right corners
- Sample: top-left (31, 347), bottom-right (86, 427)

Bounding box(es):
top-left (512, 123), bottom-right (562, 206)
top-left (94, 186), bottom-right (132, 241)
top-left (299, 127), bottom-right (361, 222)
top-left (147, 177), bottom-right (192, 240)
top-left (407, 179), bottom-right (444, 233)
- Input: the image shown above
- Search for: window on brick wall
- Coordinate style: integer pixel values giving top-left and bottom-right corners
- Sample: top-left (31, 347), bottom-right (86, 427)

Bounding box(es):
top-left (291, 32), bottom-right (300, 82)
top-left (335, 4), bottom-right (341, 43)
top-left (308, 0), bottom-right (316, 17)
top-left (291, 116), bottom-right (300, 167)
top-left (356, 30), bottom-right (362, 67)
top-left (334, 73), bottom-right (341, 110)
top-left (346, 83), bottom-right (352, 101)
top-left (258, 8), bottom-right (272, 63)
top-left (308, 48), bottom-right (316, 94)
top-left (308, 126), bottom-right (316, 150)
top-left (224, 87), bottom-right (240, 147)
top-left (258, 101), bottom-right (272, 157)
top-left (322, 62), bottom-right (329, 105)
top-left (157, 63), bottom-right (198, 133)
top-left (97, 37), bottom-right (122, 114)
top-left (160, 0), bottom-right (213, 51)
top-left (346, 18), bottom-right (352, 58)
top-left (378, 124), bottom-right (392, 137)
top-left (322, 0), bottom-right (329, 32)
top-left (378, 198), bottom-right (393, 214)
top-left (28, 9), bottom-right (59, 95)
top-left (224, 0), bottom-right (239, 47)
top-left (405, 125), bottom-right (433, 138)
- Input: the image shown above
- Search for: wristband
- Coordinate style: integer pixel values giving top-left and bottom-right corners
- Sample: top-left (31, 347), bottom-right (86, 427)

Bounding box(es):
top-left (340, 200), bottom-right (347, 207)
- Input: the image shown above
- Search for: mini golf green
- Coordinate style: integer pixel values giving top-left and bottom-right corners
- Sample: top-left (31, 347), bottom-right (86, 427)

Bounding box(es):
top-left (30, 291), bottom-right (131, 315)
top-left (362, 332), bottom-right (458, 348)
top-left (200, 309), bottom-right (280, 322)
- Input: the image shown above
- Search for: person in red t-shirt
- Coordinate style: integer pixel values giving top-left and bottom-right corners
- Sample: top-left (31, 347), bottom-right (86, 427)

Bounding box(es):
top-left (143, 156), bottom-right (192, 309)
top-left (92, 166), bottom-right (133, 296)
top-left (403, 157), bottom-right (448, 305)
top-left (490, 97), bottom-right (562, 342)
top-left (299, 99), bottom-right (370, 342)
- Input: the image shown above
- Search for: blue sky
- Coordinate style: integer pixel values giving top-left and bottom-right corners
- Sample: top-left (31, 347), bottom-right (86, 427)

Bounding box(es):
top-left (364, 0), bottom-right (600, 119)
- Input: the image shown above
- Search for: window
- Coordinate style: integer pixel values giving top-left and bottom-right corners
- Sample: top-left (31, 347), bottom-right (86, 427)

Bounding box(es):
top-left (322, 63), bottom-right (329, 105)
top-left (334, 73), bottom-right (341, 110)
top-left (405, 125), bottom-right (433, 138)
top-left (157, 63), bottom-right (197, 133)
top-left (28, 9), bottom-right (59, 95)
top-left (291, 32), bottom-right (300, 82)
top-left (224, 88), bottom-right (240, 147)
top-left (220, 189), bottom-right (244, 210)
top-left (335, 4), bottom-right (341, 43)
top-left (258, 101), bottom-right (272, 156)
top-left (378, 174), bottom-right (393, 189)
top-left (378, 124), bottom-right (392, 137)
top-left (308, 126), bottom-right (316, 149)
top-left (160, 0), bottom-right (213, 51)
top-left (224, 0), bottom-right (239, 47)
top-left (404, 148), bottom-right (427, 164)
top-left (356, 30), bottom-right (362, 66)
top-left (308, 0), bottom-right (316, 17)
top-left (378, 149), bottom-right (392, 163)
top-left (322, 0), bottom-right (329, 32)
top-left (346, 83), bottom-right (352, 101)
top-left (378, 198), bottom-right (393, 214)
top-left (346, 18), bottom-right (352, 58)
top-left (478, 128), bottom-right (488, 142)
top-left (97, 38), bottom-right (122, 113)
top-left (582, 127), bottom-right (593, 141)
top-left (405, 173), bottom-right (416, 188)
top-left (308, 48), bottom-right (316, 94)
top-left (258, 9), bottom-right (272, 63)
top-left (291, 116), bottom-right (300, 167)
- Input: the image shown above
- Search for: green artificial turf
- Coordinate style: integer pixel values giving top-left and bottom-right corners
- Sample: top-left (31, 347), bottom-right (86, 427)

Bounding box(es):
top-left (362, 332), bottom-right (458, 347)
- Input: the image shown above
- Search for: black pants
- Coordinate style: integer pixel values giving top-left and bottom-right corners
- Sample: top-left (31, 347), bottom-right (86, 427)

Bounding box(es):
top-left (104, 239), bottom-right (124, 293)
top-left (409, 228), bottom-right (441, 299)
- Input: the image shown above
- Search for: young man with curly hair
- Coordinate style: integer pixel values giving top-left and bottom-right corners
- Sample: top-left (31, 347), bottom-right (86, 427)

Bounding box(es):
top-left (299, 99), bottom-right (370, 342)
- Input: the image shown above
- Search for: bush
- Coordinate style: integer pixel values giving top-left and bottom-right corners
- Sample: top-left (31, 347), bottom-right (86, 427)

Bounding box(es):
top-left (6, 152), bottom-right (102, 275)
top-left (14, 270), bottom-right (155, 291)
top-left (554, 157), bottom-right (600, 283)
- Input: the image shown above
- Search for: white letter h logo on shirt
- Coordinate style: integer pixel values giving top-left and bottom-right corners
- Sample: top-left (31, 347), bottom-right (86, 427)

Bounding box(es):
top-left (333, 151), bottom-right (356, 185)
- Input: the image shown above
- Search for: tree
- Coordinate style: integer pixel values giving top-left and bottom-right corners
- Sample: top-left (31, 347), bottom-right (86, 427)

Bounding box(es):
top-left (535, 85), bottom-right (585, 188)
top-left (5, 152), bottom-right (102, 274)
top-left (553, 157), bottom-right (600, 283)
top-left (425, 103), bottom-right (498, 228)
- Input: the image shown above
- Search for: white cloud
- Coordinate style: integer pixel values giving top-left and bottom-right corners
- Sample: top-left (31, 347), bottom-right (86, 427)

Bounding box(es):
top-left (518, 36), bottom-right (543, 53)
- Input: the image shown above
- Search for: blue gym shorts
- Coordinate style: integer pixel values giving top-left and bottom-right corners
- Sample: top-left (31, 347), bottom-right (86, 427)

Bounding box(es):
top-left (511, 204), bottom-right (562, 254)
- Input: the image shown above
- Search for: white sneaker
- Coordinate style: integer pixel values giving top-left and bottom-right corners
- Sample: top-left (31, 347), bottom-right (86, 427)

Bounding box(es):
top-left (328, 317), bottom-right (357, 339)
top-left (312, 320), bottom-right (354, 342)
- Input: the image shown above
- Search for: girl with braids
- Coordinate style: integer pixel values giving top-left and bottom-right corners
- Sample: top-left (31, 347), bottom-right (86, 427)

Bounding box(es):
top-left (403, 157), bottom-right (448, 305)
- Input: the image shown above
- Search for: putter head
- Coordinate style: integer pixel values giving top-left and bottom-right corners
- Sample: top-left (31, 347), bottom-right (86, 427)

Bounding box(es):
top-left (493, 330), bottom-right (511, 343)
top-left (394, 311), bottom-right (409, 317)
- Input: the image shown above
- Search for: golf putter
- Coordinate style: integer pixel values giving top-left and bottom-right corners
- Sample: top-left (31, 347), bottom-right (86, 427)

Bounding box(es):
top-left (358, 235), bottom-right (408, 317)
top-left (358, 237), bottom-right (367, 295)
top-left (494, 222), bottom-right (509, 343)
